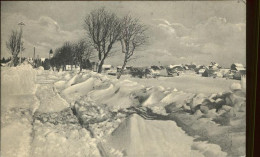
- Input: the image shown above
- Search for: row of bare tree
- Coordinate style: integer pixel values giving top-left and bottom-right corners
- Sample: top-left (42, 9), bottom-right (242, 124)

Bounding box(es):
top-left (84, 8), bottom-right (148, 79)
top-left (50, 40), bottom-right (93, 71)
top-left (5, 7), bottom-right (148, 79)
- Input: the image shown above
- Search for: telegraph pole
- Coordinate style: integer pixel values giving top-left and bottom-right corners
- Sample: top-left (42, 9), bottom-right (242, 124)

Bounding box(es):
top-left (18, 22), bottom-right (25, 64)
top-left (33, 47), bottom-right (36, 67)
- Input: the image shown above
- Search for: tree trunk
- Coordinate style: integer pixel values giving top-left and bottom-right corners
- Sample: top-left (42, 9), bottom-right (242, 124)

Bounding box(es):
top-left (117, 61), bottom-right (127, 79)
top-left (97, 59), bottom-right (105, 73)
top-left (117, 50), bottom-right (129, 79)
top-left (80, 62), bottom-right (83, 72)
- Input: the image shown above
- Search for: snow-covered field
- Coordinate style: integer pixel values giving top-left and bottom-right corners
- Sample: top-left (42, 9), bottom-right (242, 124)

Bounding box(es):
top-left (108, 73), bottom-right (242, 95)
top-left (1, 65), bottom-right (246, 157)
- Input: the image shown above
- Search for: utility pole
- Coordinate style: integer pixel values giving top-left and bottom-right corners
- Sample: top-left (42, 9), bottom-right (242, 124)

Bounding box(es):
top-left (33, 47), bottom-right (35, 60)
top-left (33, 47), bottom-right (36, 66)
top-left (18, 22), bottom-right (25, 64)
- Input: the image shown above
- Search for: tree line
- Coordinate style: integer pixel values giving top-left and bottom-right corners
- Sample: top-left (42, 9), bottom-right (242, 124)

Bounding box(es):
top-left (49, 40), bottom-right (93, 72)
top-left (6, 7), bottom-right (148, 79)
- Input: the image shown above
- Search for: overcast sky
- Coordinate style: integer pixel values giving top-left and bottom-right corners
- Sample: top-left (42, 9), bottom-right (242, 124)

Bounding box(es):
top-left (1, 1), bottom-right (246, 67)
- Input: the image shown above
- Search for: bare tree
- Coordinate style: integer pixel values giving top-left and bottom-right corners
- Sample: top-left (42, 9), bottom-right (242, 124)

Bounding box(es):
top-left (6, 30), bottom-right (25, 66)
top-left (117, 15), bottom-right (148, 79)
top-left (84, 8), bottom-right (122, 73)
top-left (73, 39), bottom-right (93, 72)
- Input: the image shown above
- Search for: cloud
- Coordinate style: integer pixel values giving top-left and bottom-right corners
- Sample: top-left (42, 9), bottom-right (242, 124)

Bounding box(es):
top-left (1, 11), bottom-right (245, 67)
top-left (148, 16), bottom-right (245, 67)
top-left (1, 13), bottom-right (85, 58)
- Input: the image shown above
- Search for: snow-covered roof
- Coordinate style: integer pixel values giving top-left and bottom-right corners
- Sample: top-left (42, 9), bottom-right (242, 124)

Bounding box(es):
top-left (199, 69), bottom-right (205, 72)
top-left (233, 63), bottom-right (244, 68)
top-left (236, 67), bottom-right (245, 71)
top-left (168, 64), bottom-right (182, 69)
top-left (103, 65), bottom-right (112, 68)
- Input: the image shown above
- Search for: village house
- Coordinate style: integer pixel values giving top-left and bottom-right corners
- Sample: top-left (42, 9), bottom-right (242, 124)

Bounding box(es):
top-left (202, 62), bottom-right (222, 78)
top-left (166, 65), bottom-right (184, 76)
top-left (195, 65), bottom-right (206, 74)
top-left (231, 63), bottom-right (246, 80)
top-left (116, 65), bottom-right (132, 74)
top-left (102, 64), bottom-right (112, 72)
top-left (186, 64), bottom-right (197, 71)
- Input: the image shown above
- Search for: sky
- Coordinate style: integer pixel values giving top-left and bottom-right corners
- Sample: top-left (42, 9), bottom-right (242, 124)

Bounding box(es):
top-left (1, 1), bottom-right (246, 67)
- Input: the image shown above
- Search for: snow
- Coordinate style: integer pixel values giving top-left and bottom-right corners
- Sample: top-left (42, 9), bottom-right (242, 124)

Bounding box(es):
top-left (233, 63), bottom-right (244, 68)
top-left (1, 66), bottom-right (245, 157)
top-left (230, 82), bottom-right (242, 91)
top-left (1, 121), bottom-right (32, 157)
top-left (192, 141), bottom-right (227, 157)
top-left (102, 114), bottom-right (227, 157)
top-left (115, 73), bottom-right (240, 95)
top-left (36, 85), bottom-right (69, 113)
top-left (1, 64), bottom-right (37, 95)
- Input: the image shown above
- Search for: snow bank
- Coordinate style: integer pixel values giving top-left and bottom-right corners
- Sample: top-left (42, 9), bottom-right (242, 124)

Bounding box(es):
top-left (102, 114), bottom-right (226, 157)
top-left (36, 85), bottom-right (69, 113)
top-left (32, 108), bottom-right (101, 157)
top-left (192, 141), bottom-right (227, 157)
top-left (1, 64), bottom-right (37, 95)
top-left (53, 70), bottom-right (245, 157)
top-left (230, 82), bottom-right (242, 91)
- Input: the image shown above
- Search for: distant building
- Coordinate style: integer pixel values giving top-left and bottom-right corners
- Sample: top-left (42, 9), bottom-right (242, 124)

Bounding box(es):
top-left (231, 63), bottom-right (245, 71)
top-left (198, 68), bottom-right (206, 74)
top-left (230, 63), bottom-right (246, 80)
top-left (168, 65), bottom-right (184, 71)
top-left (40, 58), bottom-right (46, 62)
top-left (195, 65), bottom-right (206, 74)
top-left (166, 65), bottom-right (184, 76)
top-left (49, 49), bottom-right (54, 59)
top-left (102, 65), bottom-right (112, 71)
top-left (208, 62), bottom-right (221, 70)
top-left (117, 66), bottom-right (124, 72)
top-left (187, 64), bottom-right (196, 70)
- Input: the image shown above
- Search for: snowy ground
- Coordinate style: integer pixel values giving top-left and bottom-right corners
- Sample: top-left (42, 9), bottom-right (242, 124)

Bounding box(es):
top-left (1, 66), bottom-right (245, 157)
top-left (108, 73), bottom-right (241, 95)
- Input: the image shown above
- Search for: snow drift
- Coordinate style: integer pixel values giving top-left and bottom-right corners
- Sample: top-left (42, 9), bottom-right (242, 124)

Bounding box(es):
top-left (101, 114), bottom-right (227, 157)
top-left (1, 64), bottom-right (37, 95)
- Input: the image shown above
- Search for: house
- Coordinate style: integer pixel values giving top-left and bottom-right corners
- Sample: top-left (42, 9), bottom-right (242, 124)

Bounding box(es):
top-left (233, 69), bottom-right (246, 80)
top-left (183, 65), bottom-right (189, 70)
top-left (166, 65), bottom-right (183, 76)
top-left (201, 62), bottom-right (222, 77)
top-left (230, 63), bottom-right (246, 80)
top-left (40, 58), bottom-right (46, 62)
top-left (187, 64), bottom-right (196, 70)
top-left (126, 66), bottom-right (133, 71)
top-left (202, 68), bottom-right (214, 77)
top-left (208, 62), bottom-right (221, 70)
top-left (151, 65), bottom-right (161, 71)
top-left (130, 67), bottom-right (147, 78)
top-left (195, 65), bottom-right (206, 74)
top-left (116, 65), bottom-right (132, 74)
top-left (107, 69), bottom-right (117, 76)
top-left (198, 68), bottom-right (206, 74)
top-left (117, 66), bottom-right (124, 72)
top-left (168, 65), bottom-right (184, 71)
top-left (220, 69), bottom-right (232, 78)
top-left (231, 63), bottom-right (245, 71)
top-left (102, 64), bottom-right (112, 71)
